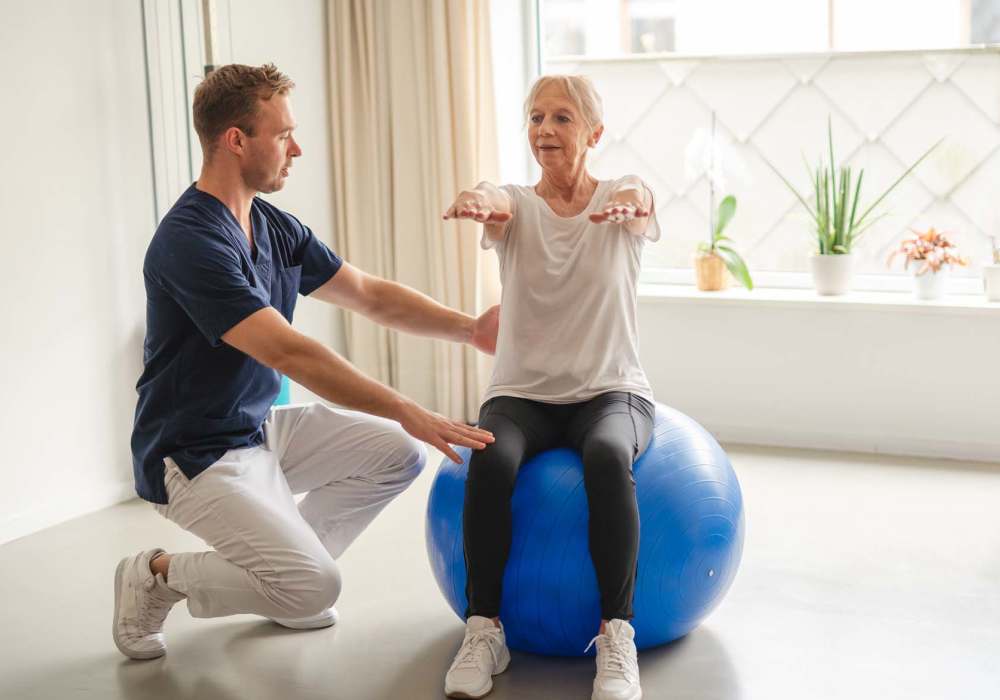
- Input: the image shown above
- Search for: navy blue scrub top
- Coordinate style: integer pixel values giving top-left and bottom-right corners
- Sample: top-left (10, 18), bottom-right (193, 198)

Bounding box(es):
top-left (131, 185), bottom-right (342, 503)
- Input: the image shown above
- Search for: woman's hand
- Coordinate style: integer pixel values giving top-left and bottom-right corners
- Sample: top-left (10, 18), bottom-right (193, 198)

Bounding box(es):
top-left (589, 197), bottom-right (649, 225)
top-left (443, 189), bottom-right (513, 224)
top-left (590, 181), bottom-right (652, 235)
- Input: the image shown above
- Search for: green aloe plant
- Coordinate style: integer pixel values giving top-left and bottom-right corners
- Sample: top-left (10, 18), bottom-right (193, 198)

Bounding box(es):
top-left (766, 118), bottom-right (940, 255)
top-left (698, 194), bottom-right (753, 290)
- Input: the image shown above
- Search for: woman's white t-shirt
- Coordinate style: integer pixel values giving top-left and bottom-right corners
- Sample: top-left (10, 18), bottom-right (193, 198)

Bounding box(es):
top-left (481, 178), bottom-right (659, 405)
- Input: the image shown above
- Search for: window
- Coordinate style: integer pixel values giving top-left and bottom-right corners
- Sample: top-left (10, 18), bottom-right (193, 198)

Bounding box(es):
top-left (528, 0), bottom-right (1000, 292)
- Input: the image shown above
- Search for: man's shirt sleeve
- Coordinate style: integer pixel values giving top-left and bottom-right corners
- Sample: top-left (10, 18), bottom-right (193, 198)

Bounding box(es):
top-left (282, 211), bottom-right (343, 294)
top-left (148, 229), bottom-right (269, 347)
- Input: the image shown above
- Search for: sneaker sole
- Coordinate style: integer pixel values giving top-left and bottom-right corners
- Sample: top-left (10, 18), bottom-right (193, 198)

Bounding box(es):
top-left (112, 556), bottom-right (165, 661)
top-left (445, 648), bottom-right (510, 699)
top-left (270, 612), bottom-right (338, 630)
top-left (593, 686), bottom-right (642, 700)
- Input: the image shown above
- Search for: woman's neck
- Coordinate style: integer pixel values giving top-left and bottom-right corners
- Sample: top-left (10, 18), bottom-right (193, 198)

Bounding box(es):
top-left (535, 166), bottom-right (597, 204)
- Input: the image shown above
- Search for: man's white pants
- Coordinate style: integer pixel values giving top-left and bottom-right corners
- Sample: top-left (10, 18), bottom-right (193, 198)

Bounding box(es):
top-left (154, 403), bottom-right (427, 620)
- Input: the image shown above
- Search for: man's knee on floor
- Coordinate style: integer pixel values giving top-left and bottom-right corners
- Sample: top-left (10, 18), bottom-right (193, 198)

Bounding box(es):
top-left (265, 555), bottom-right (342, 619)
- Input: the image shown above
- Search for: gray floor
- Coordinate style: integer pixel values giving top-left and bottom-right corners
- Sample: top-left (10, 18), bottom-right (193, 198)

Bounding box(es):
top-left (1, 445), bottom-right (998, 700)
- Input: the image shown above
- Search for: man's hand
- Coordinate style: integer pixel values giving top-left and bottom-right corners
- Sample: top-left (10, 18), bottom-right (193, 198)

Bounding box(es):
top-left (470, 305), bottom-right (499, 355)
top-left (394, 400), bottom-right (494, 464)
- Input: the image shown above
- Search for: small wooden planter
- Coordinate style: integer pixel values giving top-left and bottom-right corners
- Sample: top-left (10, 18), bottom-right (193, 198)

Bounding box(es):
top-left (695, 253), bottom-right (728, 291)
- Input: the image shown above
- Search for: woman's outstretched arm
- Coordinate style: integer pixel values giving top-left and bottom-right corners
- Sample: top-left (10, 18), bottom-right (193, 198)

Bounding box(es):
top-left (443, 181), bottom-right (513, 243)
top-left (589, 175), bottom-right (654, 237)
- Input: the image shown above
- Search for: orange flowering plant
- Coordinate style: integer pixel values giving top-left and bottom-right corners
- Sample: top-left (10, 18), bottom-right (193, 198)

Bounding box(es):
top-left (888, 227), bottom-right (969, 275)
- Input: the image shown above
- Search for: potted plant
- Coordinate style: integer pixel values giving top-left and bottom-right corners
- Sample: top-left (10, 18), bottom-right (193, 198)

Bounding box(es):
top-left (888, 227), bottom-right (968, 300)
top-left (767, 118), bottom-right (940, 295)
top-left (695, 195), bottom-right (753, 291)
top-left (985, 236), bottom-right (1000, 302)
top-left (686, 111), bottom-right (751, 292)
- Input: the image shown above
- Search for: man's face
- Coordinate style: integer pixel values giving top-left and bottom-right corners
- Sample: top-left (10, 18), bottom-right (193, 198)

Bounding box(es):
top-left (241, 93), bottom-right (301, 194)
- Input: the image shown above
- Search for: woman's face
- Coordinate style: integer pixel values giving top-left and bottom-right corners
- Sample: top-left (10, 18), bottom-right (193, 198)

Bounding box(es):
top-left (527, 83), bottom-right (602, 177)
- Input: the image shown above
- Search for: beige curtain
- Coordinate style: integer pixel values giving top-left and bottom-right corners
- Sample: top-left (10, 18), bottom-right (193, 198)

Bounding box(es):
top-left (328, 0), bottom-right (500, 422)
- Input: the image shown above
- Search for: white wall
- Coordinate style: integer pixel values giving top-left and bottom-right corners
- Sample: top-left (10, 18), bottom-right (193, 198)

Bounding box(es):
top-left (0, 1), bottom-right (155, 544)
top-left (227, 0), bottom-right (347, 401)
top-left (0, 0), bottom-right (343, 544)
top-left (638, 295), bottom-right (1000, 463)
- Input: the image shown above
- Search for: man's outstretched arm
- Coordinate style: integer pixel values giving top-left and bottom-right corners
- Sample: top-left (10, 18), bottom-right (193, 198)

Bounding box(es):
top-left (309, 262), bottom-right (499, 355)
top-left (221, 307), bottom-right (492, 462)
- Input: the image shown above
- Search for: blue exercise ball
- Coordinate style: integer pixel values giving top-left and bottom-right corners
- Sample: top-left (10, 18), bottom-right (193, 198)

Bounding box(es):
top-left (425, 403), bottom-right (744, 657)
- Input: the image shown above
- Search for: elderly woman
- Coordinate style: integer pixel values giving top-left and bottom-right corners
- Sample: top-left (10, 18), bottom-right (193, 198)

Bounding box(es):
top-left (441, 75), bottom-right (659, 700)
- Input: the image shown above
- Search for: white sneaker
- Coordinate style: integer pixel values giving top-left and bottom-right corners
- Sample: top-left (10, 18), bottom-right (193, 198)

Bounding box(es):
top-left (587, 619), bottom-right (642, 700)
top-left (270, 606), bottom-right (339, 630)
top-left (112, 549), bottom-right (185, 660)
top-left (444, 616), bottom-right (511, 699)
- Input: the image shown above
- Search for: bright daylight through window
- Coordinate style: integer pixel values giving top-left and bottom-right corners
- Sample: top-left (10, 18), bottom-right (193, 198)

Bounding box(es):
top-left (529, 0), bottom-right (1000, 293)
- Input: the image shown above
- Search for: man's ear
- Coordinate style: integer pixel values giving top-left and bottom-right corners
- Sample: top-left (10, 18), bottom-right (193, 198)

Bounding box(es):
top-left (221, 126), bottom-right (247, 156)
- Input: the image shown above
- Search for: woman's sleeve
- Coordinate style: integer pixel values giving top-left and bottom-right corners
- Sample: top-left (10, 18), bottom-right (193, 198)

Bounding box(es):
top-left (480, 184), bottom-right (517, 252)
top-left (643, 181), bottom-right (662, 243)
top-left (613, 175), bottom-right (660, 243)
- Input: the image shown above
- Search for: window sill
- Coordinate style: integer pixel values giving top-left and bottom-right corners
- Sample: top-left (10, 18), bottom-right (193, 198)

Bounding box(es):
top-left (638, 283), bottom-right (1000, 317)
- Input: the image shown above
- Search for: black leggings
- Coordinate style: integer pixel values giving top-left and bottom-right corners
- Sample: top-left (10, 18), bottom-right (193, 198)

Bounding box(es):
top-left (463, 391), bottom-right (654, 621)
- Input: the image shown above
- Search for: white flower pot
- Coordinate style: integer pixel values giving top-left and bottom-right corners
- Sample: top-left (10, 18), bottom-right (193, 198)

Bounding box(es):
top-left (810, 254), bottom-right (854, 296)
top-left (912, 264), bottom-right (948, 301)
top-left (984, 264), bottom-right (1000, 302)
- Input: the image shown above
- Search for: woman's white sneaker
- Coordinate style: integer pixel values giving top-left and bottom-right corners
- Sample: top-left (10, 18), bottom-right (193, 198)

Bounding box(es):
top-left (112, 549), bottom-right (185, 660)
top-left (444, 616), bottom-right (511, 699)
top-left (587, 619), bottom-right (642, 700)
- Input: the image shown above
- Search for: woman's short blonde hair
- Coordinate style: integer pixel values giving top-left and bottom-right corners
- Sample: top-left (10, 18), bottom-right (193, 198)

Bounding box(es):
top-left (523, 75), bottom-right (604, 131)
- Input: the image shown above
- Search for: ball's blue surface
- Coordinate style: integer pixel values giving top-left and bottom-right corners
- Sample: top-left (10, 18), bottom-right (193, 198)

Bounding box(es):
top-left (425, 404), bottom-right (744, 656)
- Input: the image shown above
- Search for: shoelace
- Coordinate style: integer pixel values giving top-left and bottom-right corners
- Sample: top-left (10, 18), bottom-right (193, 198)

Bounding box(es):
top-left (134, 578), bottom-right (177, 634)
top-left (453, 629), bottom-right (502, 671)
top-left (584, 634), bottom-right (636, 682)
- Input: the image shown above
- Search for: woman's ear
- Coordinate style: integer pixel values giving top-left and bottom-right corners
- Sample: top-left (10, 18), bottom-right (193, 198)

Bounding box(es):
top-left (588, 124), bottom-right (605, 148)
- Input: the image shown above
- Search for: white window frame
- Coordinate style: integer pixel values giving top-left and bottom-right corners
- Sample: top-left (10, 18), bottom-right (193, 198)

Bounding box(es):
top-left (142, 0), bottom-right (233, 222)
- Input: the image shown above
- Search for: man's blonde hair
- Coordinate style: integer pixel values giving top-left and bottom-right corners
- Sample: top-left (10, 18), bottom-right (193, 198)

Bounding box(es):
top-left (192, 63), bottom-right (295, 157)
top-left (523, 74), bottom-right (604, 130)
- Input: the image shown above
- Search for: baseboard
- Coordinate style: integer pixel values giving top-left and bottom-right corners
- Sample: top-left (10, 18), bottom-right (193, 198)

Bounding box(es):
top-left (709, 423), bottom-right (1000, 465)
top-left (0, 479), bottom-right (137, 546)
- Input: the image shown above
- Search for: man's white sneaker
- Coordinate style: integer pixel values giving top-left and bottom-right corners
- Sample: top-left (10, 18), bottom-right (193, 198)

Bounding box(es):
top-left (270, 606), bottom-right (339, 630)
top-left (444, 616), bottom-right (510, 699)
top-left (112, 549), bottom-right (185, 660)
top-left (587, 619), bottom-right (642, 700)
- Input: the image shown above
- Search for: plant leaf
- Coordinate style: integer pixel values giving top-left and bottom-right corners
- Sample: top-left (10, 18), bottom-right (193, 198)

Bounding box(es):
top-left (814, 167), bottom-right (826, 253)
top-left (714, 195), bottom-right (737, 239)
top-left (716, 246), bottom-right (754, 290)
top-left (828, 116), bottom-right (836, 204)
top-left (850, 211), bottom-right (889, 241)
top-left (764, 158), bottom-right (819, 225)
top-left (823, 168), bottom-right (831, 247)
top-left (854, 138), bottom-right (942, 227)
top-left (847, 168), bottom-right (863, 241)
